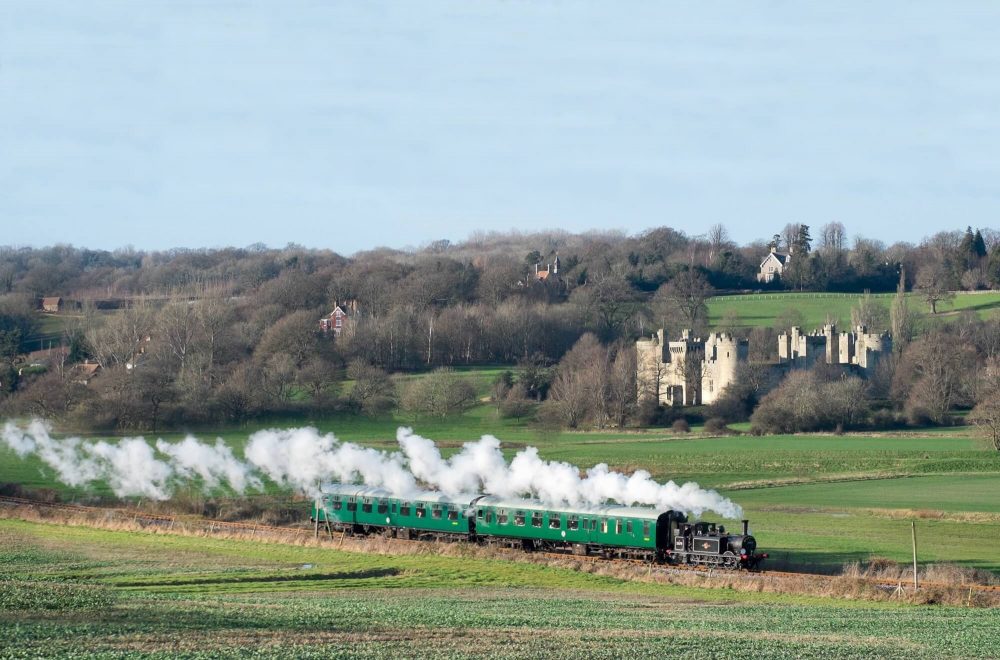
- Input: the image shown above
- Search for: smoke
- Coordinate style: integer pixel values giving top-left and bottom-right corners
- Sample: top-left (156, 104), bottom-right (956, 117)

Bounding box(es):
top-left (0, 420), bottom-right (742, 518)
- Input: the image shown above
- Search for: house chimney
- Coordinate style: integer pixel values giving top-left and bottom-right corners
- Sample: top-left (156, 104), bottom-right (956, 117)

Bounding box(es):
top-left (770, 246), bottom-right (777, 254)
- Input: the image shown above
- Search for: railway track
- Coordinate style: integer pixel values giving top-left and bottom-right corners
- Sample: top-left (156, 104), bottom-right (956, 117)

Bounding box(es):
top-left (2, 495), bottom-right (997, 594)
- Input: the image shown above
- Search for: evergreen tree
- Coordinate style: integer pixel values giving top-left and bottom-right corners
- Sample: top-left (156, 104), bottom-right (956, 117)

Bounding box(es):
top-left (891, 268), bottom-right (915, 351)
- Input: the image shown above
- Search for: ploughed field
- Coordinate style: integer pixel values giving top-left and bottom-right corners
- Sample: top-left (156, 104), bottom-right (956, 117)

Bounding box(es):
top-left (2, 518), bottom-right (998, 659)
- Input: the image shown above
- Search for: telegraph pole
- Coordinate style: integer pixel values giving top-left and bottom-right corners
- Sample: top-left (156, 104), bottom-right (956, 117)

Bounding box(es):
top-left (911, 521), bottom-right (919, 590)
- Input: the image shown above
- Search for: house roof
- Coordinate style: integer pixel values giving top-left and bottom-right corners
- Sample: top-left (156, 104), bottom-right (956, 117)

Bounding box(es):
top-left (760, 252), bottom-right (790, 268)
top-left (41, 296), bottom-right (62, 305)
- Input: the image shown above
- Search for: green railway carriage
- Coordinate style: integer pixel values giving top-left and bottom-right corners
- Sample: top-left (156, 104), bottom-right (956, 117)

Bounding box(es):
top-left (313, 484), bottom-right (471, 539)
top-left (471, 496), bottom-right (685, 559)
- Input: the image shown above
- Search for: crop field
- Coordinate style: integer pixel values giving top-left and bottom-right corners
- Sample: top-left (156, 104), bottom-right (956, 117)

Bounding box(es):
top-left (707, 291), bottom-right (1000, 330)
top-left (1, 518), bottom-right (998, 659)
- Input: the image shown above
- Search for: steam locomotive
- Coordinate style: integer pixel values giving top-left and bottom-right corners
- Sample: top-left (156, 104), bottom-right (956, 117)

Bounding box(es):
top-left (312, 484), bottom-right (766, 570)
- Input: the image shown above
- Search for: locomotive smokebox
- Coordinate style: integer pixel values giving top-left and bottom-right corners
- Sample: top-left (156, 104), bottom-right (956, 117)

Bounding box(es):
top-left (742, 520), bottom-right (749, 536)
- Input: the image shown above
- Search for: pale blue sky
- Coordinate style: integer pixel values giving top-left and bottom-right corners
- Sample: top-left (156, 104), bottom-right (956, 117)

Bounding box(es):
top-left (2, 1), bottom-right (999, 254)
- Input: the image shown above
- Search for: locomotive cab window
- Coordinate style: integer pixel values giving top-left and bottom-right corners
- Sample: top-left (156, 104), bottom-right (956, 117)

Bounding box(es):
top-left (531, 513), bottom-right (543, 528)
top-left (548, 516), bottom-right (561, 529)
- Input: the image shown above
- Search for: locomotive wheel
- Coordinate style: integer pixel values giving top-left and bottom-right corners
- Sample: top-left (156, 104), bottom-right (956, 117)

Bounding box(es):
top-left (722, 551), bottom-right (739, 569)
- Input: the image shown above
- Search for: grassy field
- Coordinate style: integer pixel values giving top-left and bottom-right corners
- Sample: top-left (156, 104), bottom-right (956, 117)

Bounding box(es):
top-left (707, 291), bottom-right (1000, 330)
top-left (1, 518), bottom-right (998, 658)
top-left (3, 408), bottom-right (999, 575)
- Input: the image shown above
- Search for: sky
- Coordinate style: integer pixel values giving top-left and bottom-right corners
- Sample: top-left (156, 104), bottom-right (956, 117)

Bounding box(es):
top-left (2, 1), bottom-right (999, 255)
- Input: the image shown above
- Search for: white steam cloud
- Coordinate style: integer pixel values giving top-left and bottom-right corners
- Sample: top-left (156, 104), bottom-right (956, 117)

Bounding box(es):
top-left (1, 420), bottom-right (742, 518)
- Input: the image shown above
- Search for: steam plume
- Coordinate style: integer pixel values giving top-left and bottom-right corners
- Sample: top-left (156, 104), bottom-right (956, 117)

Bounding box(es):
top-left (1, 420), bottom-right (742, 518)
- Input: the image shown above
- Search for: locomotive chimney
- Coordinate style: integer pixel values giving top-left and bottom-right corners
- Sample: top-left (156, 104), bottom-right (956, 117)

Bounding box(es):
top-left (742, 520), bottom-right (749, 536)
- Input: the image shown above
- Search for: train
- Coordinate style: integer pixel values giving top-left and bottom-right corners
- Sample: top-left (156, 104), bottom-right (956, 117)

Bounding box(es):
top-left (311, 484), bottom-right (766, 570)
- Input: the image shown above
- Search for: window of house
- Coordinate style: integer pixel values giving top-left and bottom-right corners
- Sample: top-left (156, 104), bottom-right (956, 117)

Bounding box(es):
top-left (448, 510), bottom-right (458, 521)
top-left (514, 512), bottom-right (525, 526)
top-left (568, 517), bottom-right (579, 531)
top-left (626, 521), bottom-right (633, 534)
top-left (531, 513), bottom-right (543, 527)
top-left (548, 516), bottom-right (561, 529)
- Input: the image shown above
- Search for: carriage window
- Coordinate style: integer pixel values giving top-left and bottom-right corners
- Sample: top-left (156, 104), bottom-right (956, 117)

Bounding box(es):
top-left (590, 519), bottom-right (597, 531)
top-left (448, 510), bottom-right (458, 521)
top-left (498, 512), bottom-right (509, 524)
top-left (477, 509), bottom-right (484, 519)
top-left (362, 501), bottom-right (373, 513)
top-left (643, 521), bottom-right (650, 536)
top-left (626, 521), bottom-right (633, 534)
top-left (514, 512), bottom-right (525, 526)
top-left (548, 516), bottom-right (561, 529)
top-left (377, 500), bottom-right (388, 514)
top-left (531, 513), bottom-right (543, 527)
top-left (332, 500), bottom-right (342, 511)
top-left (486, 511), bottom-right (493, 524)
top-left (391, 503), bottom-right (397, 513)
top-left (347, 500), bottom-right (357, 512)
top-left (415, 505), bottom-right (425, 518)
top-left (432, 508), bottom-right (443, 519)
top-left (568, 517), bottom-right (579, 531)
top-left (601, 519), bottom-right (608, 533)
top-left (614, 520), bottom-right (621, 534)
top-left (400, 503), bottom-right (411, 516)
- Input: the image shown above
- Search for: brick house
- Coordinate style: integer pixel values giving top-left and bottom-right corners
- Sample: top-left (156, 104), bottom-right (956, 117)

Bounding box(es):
top-left (319, 300), bottom-right (359, 338)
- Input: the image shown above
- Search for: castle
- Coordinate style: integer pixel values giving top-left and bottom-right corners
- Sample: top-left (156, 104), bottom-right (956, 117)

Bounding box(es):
top-left (636, 330), bottom-right (748, 406)
top-left (636, 324), bottom-right (892, 407)
top-left (778, 324), bottom-right (891, 372)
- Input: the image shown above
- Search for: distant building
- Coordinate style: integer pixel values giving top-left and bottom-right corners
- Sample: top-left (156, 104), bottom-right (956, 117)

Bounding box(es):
top-left (40, 296), bottom-right (63, 313)
top-left (757, 247), bottom-right (792, 283)
top-left (320, 300), bottom-right (359, 338)
top-left (636, 329), bottom-right (748, 406)
top-left (69, 361), bottom-right (101, 386)
top-left (778, 324), bottom-right (891, 373)
top-left (534, 256), bottom-right (561, 282)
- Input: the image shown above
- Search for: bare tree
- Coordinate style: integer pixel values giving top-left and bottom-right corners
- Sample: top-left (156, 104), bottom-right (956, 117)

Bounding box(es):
top-left (851, 290), bottom-right (889, 332)
top-left (818, 222), bottom-right (847, 254)
top-left (890, 270), bottom-right (915, 352)
top-left (915, 263), bottom-right (955, 314)
top-left (86, 302), bottom-right (154, 370)
top-left (651, 268), bottom-right (713, 336)
top-left (969, 389), bottom-right (1000, 451)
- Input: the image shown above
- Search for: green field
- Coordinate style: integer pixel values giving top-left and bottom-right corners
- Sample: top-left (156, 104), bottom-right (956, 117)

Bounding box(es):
top-left (708, 291), bottom-right (1000, 330)
top-left (3, 408), bottom-right (1000, 575)
top-left (1, 518), bottom-right (998, 658)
